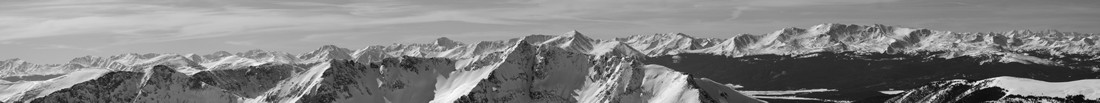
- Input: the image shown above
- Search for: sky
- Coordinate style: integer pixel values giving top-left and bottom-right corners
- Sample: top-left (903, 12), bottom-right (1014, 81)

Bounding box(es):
top-left (0, 0), bottom-right (1098, 64)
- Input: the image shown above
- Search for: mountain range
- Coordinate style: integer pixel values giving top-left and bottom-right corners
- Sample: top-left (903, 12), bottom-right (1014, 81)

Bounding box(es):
top-left (1, 23), bottom-right (1098, 103)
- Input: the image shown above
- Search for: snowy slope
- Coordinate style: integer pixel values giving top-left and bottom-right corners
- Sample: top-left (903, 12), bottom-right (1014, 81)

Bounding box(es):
top-left (885, 76), bottom-right (1100, 103)
top-left (638, 65), bottom-right (702, 103)
top-left (432, 52), bottom-right (506, 103)
top-left (0, 69), bottom-right (111, 102)
top-left (983, 77), bottom-right (1100, 99)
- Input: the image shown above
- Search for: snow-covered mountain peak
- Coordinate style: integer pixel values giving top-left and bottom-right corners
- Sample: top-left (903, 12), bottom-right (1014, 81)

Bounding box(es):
top-left (563, 30), bottom-right (585, 38)
top-left (434, 37), bottom-right (462, 48)
top-left (517, 34), bottom-right (555, 44)
top-left (588, 41), bottom-right (644, 57)
top-left (508, 39), bottom-right (536, 52)
top-left (205, 51), bottom-right (233, 58)
top-left (113, 53), bottom-right (163, 60)
top-left (1, 58), bottom-right (24, 63)
top-left (67, 56), bottom-right (99, 64)
top-left (540, 30), bottom-right (597, 53)
top-left (767, 27), bottom-right (808, 41)
top-left (233, 49), bottom-right (294, 60)
top-left (694, 34), bottom-right (758, 55)
top-left (237, 49), bottom-right (268, 55)
top-left (318, 45), bottom-right (346, 51)
top-left (300, 45), bottom-right (354, 62)
top-left (617, 32), bottom-right (716, 56)
top-left (554, 30), bottom-right (596, 43)
top-left (805, 23), bottom-right (908, 36)
top-left (661, 32), bottom-right (695, 39)
top-left (558, 30), bottom-right (595, 41)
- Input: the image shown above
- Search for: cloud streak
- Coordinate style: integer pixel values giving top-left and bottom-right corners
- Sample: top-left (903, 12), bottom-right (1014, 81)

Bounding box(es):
top-left (0, 0), bottom-right (909, 45)
top-left (0, 0), bottom-right (528, 45)
top-left (224, 41), bottom-right (256, 46)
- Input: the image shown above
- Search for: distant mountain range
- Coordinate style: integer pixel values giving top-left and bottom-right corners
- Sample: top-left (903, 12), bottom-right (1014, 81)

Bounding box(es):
top-left (1, 23), bottom-right (1098, 103)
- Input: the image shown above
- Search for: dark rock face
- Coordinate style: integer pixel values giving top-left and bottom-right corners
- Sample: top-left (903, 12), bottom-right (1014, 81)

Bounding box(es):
top-left (956, 87), bottom-right (1007, 103)
top-left (191, 64), bottom-right (299, 97)
top-left (882, 80), bottom-right (976, 103)
top-left (377, 56), bottom-right (455, 103)
top-left (27, 72), bottom-right (144, 103)
top-left (298, 60), bottom-right (385, 103)
top-left (299, 57), bottom-right (455, 103)
top-left (25, 65), bottom-right (247, 103)
top-left (457, 42), bottom-right (545, 103)
top-left (642, 52), bottom-right (1100, 102)
top-left (457, 43), bottom-right (592, 103)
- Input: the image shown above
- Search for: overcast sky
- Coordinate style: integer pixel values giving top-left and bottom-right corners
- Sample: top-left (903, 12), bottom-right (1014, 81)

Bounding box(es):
top-left (1, 0), bottom-right (1098, 64)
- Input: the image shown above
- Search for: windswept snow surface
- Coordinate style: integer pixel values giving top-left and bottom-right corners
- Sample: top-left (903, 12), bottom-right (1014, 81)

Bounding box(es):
top-left (573, 57), bottom-right (642, 103)
top-left (982, 76), bottom-right (1100, 99)
top-left (740, 89), bottom-right (838, 96)
top-left (885, 76), bottom-right (1100, 103)
top-left (0, 69), bottom-right (111, 102)
top-left (431, 54), bottom-right (503, 103)
top-left (639, 65), bottom-right (701, 103)
top-left (247, 62), bottom-right (330, 103)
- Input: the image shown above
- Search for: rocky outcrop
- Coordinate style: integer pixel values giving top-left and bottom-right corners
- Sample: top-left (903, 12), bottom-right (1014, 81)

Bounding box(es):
top-left (131, 66), bottom-right (239, 103)
top-left (23, 65), bottom-right (260, 103)
top-left (191, 64), bottom-right (299, 98)
top-left (298, 60), bottom-right (385, 103)
top-left (299, 57), bottom-right (456, 103)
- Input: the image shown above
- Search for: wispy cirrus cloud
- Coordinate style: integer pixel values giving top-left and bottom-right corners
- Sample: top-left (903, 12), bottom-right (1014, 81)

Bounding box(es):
top-left (0, 0), bottom-right (908, 45)
top-left (0, 0), bottom-right (529, 45)
top-left (224, 41), bottom-right (256, 46)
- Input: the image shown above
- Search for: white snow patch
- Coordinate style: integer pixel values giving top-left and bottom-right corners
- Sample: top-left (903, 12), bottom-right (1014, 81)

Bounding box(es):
top-left (753, 96), bottom-right (852, 103)
top-left (242, 62), bottom-right (331, 103)
top-left (641, 65), bottom-right (701, 103)
top-left (740, 88), bottom-right (838, 96)
top-left (430, 57), bottom-right (504, 103)
top-left (879, 90), bottom-right (906, 95)
top-left (983, 76), bottom-right (1100, 99)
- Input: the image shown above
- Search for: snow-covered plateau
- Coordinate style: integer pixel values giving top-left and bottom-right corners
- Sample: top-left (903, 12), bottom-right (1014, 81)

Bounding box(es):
top-left (1, 23), bottom-right (1098, 103)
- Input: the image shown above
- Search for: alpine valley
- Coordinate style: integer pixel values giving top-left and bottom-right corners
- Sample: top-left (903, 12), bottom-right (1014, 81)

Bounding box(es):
top-left (1, 23), bottom-right (1098, 103)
